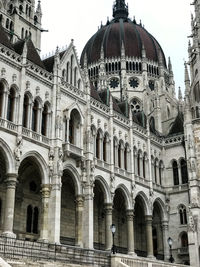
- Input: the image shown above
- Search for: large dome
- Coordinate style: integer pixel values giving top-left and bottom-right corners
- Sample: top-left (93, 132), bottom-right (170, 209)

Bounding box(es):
top-left (81, 0), bottom-right (166, 67)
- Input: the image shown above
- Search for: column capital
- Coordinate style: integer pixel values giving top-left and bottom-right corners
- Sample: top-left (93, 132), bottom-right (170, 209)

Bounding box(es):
top-left (5, 173), bottom-right (18, 189)
top-left (76, 195), bottom-right (84, 208)
top-left (104, 203), bottom-right (113, 215)
top-left (41, 184), bottom-right (50, 198)
top-left (145, 215), bottom-right (153, 224)
top-left (126, 209), bottom-right (134, 221)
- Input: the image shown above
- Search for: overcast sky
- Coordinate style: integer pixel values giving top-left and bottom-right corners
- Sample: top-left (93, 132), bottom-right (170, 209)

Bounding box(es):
top-left (40, 0), bottom-right (192, 94)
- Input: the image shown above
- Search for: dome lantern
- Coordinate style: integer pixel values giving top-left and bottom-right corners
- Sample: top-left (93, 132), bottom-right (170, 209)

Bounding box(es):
top-left (113, 0), bottom-right (129, 20)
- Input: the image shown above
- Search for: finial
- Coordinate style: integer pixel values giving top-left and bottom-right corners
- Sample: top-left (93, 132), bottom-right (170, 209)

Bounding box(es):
top-left (178, 87), bottom-right (183, 101)
top-left (113, 0), bottom-right (129, 20)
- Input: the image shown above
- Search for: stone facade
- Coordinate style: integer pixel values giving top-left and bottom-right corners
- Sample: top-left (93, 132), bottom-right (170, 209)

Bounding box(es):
top-left (0, 0), bottom-right (199, 266)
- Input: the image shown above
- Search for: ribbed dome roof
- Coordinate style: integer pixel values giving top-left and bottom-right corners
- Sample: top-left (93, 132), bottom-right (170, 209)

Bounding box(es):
top-left (81, 1), bottom-right (166, 67)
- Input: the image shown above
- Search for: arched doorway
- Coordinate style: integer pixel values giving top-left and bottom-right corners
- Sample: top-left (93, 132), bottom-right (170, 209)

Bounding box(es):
top-left (134, 195), bottom-right (147, 257)
top-left (113, 188), bottom-right (128, 253)
top-left (60, 170), bottom-right (76, 245)
top-left (14, 157), bottom-right (42, 240)
top-left (152, 202), bottom-right (164, 260)
top-left (93, 180), bottom-right (106, 250)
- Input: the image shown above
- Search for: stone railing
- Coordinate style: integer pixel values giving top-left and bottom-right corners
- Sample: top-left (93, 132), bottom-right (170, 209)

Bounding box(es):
top-left (22, 127), bottom-right (50, 145)
top-left (111, 254), bottom-right (186, 267)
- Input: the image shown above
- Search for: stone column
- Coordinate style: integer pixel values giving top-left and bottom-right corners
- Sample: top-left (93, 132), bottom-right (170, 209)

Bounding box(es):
top-left (39, 185), bottom-right (50, 242)
top-left (145, 215), bottom-right (154, 258)
top-left (49, 181), bottom-right (62, 244)
top-left (3, 174), bottom-right (17, 238)
top-left (126, 210), bottom-right (136, 255)
top-left (104, 203), bottom-right (112, 251)
top-left (162, 220), bottom-right (170, 261)
top-left (83, 184), bottom-right (94, 249)
top-left (75, 195), bottom-right (84, 247)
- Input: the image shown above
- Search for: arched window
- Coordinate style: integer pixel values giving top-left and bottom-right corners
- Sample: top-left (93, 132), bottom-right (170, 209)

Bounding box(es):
top-left (137, 153), bottom-right (140, 176)
top-left (103, 135), bottom-right (107, 162)
top-left (113, 138), bottom-right (116, 166)
top-left (154, 161), bottom-right (157, 184)
top-left (7, 87), bottom-right (15, 122)
top-left (196, 106), bottom-right (200, 118)
top-left (181, 233), bottom-right (188, 248)
top-left (78, 79), bottom-right (81, 90)
top-left (0, 83), bottom-right (4, 117)
top-left (69, 114), bottom-right (75, 144)
top-left (22, 94), bottom-right (29, 128)
top-left (74, 67), bottom-right (77, 87)
top-left (118, 143), bottom-right (121, 168)
top-left (19, 5), bottom-right (23, 13)
top-left (66, 62), bottom-right (69, 82)
top-left (33, 207), bottom-right (39, 234)
top-left (21, 28), bottom-right (24, 39)
top-left (159, 162), bottom-right (162, 185)
top-left (143, 155), bottom-right (146, 178)
top-left (124, 145), bottom-right (128, 171)
top-left (34, 15), bottom-right (38, 25)
top-left (180, 159), bottom-right (188, 184)
top-left (68, 109), bottom-right (81, 146)
top-left (70, 55), bottom-right (74, 84)
top-left (6, 19), bottom-right (9, 29)
top-left (41, 103), bottom-right (48, 136)
top-left (29, 7), bottom-right (31, 17)
top-left (26, 205), bottom-right (33, 233)
top-left (26, 4), bottom-right (28, 15)
top-left (96, 131), bottom-right (101, 159)
top-left (179, 205), bottom-right (187, 225)
top-left (0, 14), bottom-right (3, 24)
top-left (10, 21), bottom-right (13, 31)
top-left (173, 161), bottom-right (179, 185)
top-left (32, 99), bottom-right (39, 132)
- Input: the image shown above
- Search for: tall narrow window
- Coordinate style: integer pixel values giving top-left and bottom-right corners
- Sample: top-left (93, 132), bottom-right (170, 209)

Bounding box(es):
top-left (41, 104), bottom-right (48, 136)
top-left (22, 94), bottom-right (29, 128)
top-left (181, 233), bottom-right (188, 248)
top-left (0, 83), bottom-right (4, 117)
top-left (33, 207), bottom-right (39, 234)
top-left (26, 205), bottom-right (33, 233)
top-left (70, 55), bottom-right (74, 84)
top-left (137, 153), bottom-right (140, 176)
top-left (96, 131), bottom-right (100, 159)
top-left (124, 146), bottom-right (127, 171)
top-left (113, 139), bottom-right (116, 165)
top-left (181, 159), bottom-right (188, 184)
top-left (66, 62), bottom-right (69, 82)
top-left (159, 162), bottom-right (162, 185)
top-left (179, 205), bottom-right (187, 225)
top-left (74, 67), bottom-right (77, 87)
top-left (103, 135), bottom-right (107, 162)
top-left (143, 156), bottom-right (146, 178)
top-left (21, 28), bottom-right (24, 39)
top-left (69, 115), bottom-right (74, 144)
top-left (154, 161), bottom-right (157, 184)
top-left (118, 144), bottom-right (121, 168)
top-left (32, 100), bottom-right (39, 132)
top-left (173, 161), bottom-right (179, 185)
top-left (7, 87), bottom-right (15, 122)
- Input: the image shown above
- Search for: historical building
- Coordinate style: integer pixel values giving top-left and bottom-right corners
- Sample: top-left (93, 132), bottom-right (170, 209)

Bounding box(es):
top-left (0, 0), bottom-right (199, 266)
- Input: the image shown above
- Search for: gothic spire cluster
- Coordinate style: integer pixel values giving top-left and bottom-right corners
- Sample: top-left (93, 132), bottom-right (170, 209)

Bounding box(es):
top-left (113, 0), bottom-right (129, 19)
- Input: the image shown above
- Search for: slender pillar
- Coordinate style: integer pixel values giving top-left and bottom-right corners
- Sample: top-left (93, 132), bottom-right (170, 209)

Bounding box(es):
top-left (145, 215), bottom-right (154, 258)
top-left (49, 180), bottom-right (62, 244)
top-left (104, 203), bottom-right (112, 250)
top-left (83, 184), bottom-right (94, 249)
top-left (162, 220), bottom-right (170, 261)
top-left (3, 174), bottom-right (17, 238)
top-left (126, 209), bottom-right (136, 255)
top-left (75, 195), bottom-right (84, 247)
top-left (39, 184), bottom-right (50, 242)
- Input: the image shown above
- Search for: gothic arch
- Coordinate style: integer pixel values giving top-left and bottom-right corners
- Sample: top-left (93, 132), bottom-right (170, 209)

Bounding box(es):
top-left (20, 151), bottom-right (49, 184)
top-left (0, 78), bottom-right (9, 91)
top-left (63, 164), bottom-right (81, 195)
top-left (0, 137), bottom-right (15, 173)
top-left (10, 83), bottom-right (20, 96)
top-left (153, 198), bottom-right (167, 221)
top-left (115, 184), bottom-right (132, 209)
top-left (94, 175), bottom-right (111, 203)
top-left (135, 191), bottom-right (150, 215)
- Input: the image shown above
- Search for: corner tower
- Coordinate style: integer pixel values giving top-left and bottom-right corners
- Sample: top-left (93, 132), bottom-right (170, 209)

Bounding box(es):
top-left (0, 0), bottom-right (42, 51)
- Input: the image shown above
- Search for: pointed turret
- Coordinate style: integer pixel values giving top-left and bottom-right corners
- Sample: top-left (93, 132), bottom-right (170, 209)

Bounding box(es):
top-left (36, 0), bottom-right (42, 24)
top-left (184, 62), bottom-right (190, 96)
top-left (113, 0), bottom-right (129, 19)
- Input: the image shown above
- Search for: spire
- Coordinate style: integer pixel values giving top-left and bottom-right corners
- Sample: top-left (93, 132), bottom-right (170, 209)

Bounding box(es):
top-left (36, 0), bottom-right (42, 15)
top-left (113, 0), bottom-right (129, 20)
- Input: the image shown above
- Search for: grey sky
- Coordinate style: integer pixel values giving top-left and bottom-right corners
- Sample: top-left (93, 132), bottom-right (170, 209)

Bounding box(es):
top-left (40, 0), bottom-right (192, 94)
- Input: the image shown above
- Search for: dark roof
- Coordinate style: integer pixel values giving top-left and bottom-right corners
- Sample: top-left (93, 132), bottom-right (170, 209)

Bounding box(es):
top-left (168, 112), bottom-right (184, 136)
top-left (42, 50), bottom-right (66, 73)
top-left (13, 39), bottom-right (45, 69)
top-left (81, 18), bottom-right (166, 66)
top-left (0, 25), bottom-right (14, 50)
